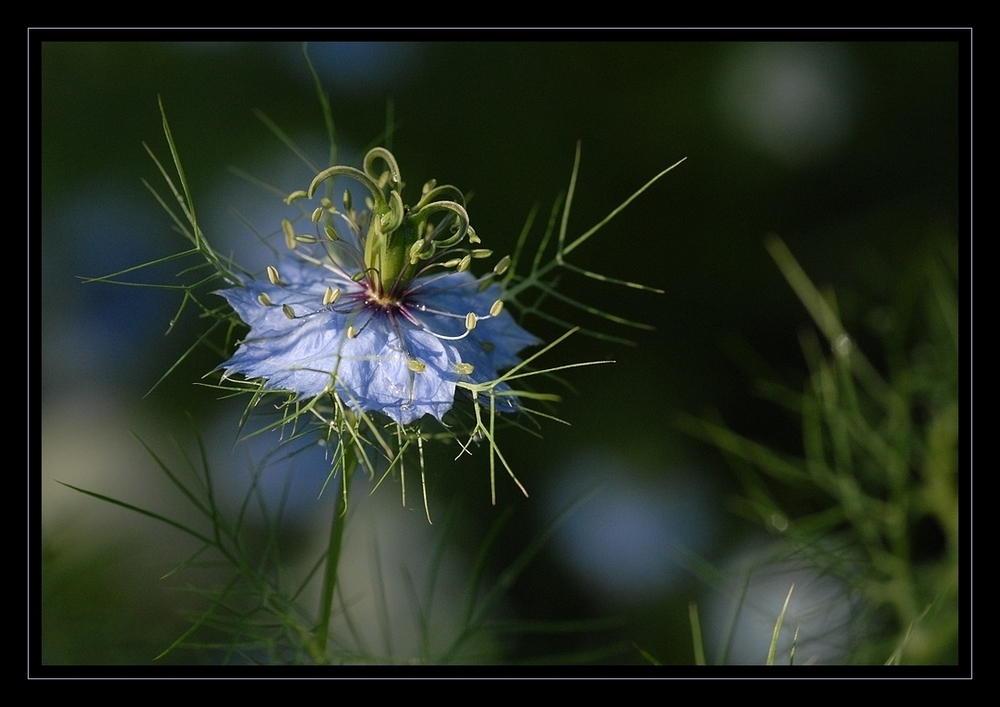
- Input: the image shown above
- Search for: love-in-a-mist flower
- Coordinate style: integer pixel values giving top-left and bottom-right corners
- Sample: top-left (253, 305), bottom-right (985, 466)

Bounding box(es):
top-left (217, 148), bottom-right (540, 426)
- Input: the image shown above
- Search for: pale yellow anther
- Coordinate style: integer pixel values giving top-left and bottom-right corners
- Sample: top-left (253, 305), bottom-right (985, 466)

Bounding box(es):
top-left (493, 255), bottom-right (511, 276)
top-left (347, 325), bottom-right (357, 339)
top-left (471, 249), bottom-right (493, 259)
top-left (267, 266), bottom-right (281, 285)
top-left (455, 362), bottom-right (474, 376)
top-left (282, 304), bottom-right (296, 320)
top-left (457, 254), bottom-right (472, 273)
top-left (323, 224), bottom-right (339, 242)
top-left (282, 219), bottom-right (296, 250)
top-left (342, 189), bottom-right (352, 211)
top-left (442, 258), bottom-right (462, 269)
top-left (257, 292), bottom-right (272, 307)
top-left (311, 207), bottom-right (324, 224)
top-left (408, 359), bottom-right (426, 373)
top-left (323, 286), bottom-right (341, 306)
top-left (465, 312), bottom-right (478, 331)
top-left (489, 299), bottom-right (504, 317)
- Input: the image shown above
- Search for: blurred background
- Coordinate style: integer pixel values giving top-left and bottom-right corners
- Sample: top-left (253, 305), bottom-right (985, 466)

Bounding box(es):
top-left (39, 39), bottom-right (962, 666)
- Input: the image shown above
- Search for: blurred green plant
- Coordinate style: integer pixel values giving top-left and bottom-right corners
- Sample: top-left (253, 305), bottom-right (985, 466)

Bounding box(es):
top-left (60, 434), bottom-right (615, 664)
top-left (678, 231), bottom-right (959, 665)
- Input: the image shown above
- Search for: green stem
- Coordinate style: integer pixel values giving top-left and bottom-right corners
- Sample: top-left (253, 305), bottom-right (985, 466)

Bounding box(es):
top-left (313, 446), bottom-right (356, 663)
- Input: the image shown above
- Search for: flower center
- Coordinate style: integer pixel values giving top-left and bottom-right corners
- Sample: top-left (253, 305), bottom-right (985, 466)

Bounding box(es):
top-left (365, 283), bottom-right (404, 311)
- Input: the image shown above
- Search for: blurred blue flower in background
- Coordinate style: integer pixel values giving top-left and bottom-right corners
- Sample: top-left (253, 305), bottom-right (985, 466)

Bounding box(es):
top-left (546, 450), bottom-right (718, 604)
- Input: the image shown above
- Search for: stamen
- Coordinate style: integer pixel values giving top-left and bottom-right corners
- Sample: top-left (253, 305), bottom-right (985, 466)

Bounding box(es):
top-left (282, 304), bottom-right (296, 319)
top-left (398, 306), bottom-right (476, 342)
top-left (282, 219), bottom-right (296, 250)
top-left (323, 286), bottom-right (341, 306)
top-left (323, 224), bottom-right (339, 242)
top-left (311, 207), bottom-right (324, 224)
top-left (347, 325), bottom-right (358, 339)
top-left (455, 362), bottom-right (474, 376)
top-left (408, 359), bottom-right (426, 373)
top-left (257, 292), bottom-right (272, 307)
top-left (489, 299), bottom-right (504, 317)
top-left (457, 254), bottom-right (472, 273)
top-left (471, 249), bottom-right (493, 259)
top-left (465, 312), bottom-right (478, 330)
top-left (493, 255), bottom-right (511, 276)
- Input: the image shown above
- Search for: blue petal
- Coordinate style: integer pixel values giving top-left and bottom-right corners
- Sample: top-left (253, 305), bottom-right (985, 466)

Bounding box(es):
top-left (409, 272), bottom-right (542, 411)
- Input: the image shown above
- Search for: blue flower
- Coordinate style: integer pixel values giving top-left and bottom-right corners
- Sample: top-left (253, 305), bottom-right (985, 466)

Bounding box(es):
top-left (219, 153), bottom-right (541, 425)
top-left (218, 251), bottom-right (539, 427)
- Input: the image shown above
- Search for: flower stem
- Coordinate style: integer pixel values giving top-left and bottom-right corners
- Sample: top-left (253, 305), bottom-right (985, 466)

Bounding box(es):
top-left (313, 445), bottom-right (356, 663)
